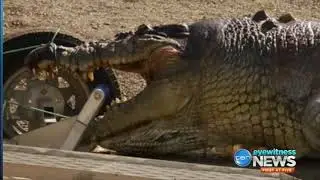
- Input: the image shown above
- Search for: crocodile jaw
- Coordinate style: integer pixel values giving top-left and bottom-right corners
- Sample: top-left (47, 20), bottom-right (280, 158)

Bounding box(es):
top-left (107, 46), bottom-right (182, 80)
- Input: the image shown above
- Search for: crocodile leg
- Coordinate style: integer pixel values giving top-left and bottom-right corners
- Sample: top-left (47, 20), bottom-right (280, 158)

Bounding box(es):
top-left (98, 113), bottom-right (204, 156)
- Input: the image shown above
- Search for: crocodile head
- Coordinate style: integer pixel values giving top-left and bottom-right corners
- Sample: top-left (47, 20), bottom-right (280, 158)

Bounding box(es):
top-left (104, 24), bottom-right (189, 81)
top-left (85, 24), bottom-right (208, 155)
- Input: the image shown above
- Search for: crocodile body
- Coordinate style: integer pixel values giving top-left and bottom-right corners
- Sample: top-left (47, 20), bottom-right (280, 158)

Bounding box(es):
top-left (25, 11), bottom-right (320, 158)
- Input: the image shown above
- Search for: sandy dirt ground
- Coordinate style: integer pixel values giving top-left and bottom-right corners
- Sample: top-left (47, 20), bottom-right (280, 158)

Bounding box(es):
top-left (3, 0), bottom-right (320, 179)
top-left (4, 0), bottom-right (320, 99)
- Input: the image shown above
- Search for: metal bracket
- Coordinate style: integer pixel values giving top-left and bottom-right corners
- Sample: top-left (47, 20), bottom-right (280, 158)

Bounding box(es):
top-left (60, 85), bottom-right (109, 150)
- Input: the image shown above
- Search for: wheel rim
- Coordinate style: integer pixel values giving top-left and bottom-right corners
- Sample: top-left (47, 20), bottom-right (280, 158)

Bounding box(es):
top-left (3, 66), bottom-right (90, 137)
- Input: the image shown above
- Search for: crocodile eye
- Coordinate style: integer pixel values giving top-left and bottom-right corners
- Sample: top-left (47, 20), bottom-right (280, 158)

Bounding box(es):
top-left (154, 32), bottom-right (167, 37)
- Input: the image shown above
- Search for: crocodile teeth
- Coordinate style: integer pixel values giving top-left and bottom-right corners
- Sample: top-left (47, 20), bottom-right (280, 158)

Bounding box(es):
top-left (121, 96), bottom-right (127, 102)
top-left (110, 100), bottom-right (116, 106)
top-left (87, 71), bottom-right (95, 82)
top-left (120, 57), bottom-right (127, 64)
top-left (96, 115), bottom-right (105, 120)
top-left (115, 98), bottom-right (121, 104)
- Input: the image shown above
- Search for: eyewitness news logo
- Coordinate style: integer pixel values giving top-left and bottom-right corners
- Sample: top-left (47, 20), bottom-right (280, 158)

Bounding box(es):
top-left (234, 149), bottom-right (296, 173)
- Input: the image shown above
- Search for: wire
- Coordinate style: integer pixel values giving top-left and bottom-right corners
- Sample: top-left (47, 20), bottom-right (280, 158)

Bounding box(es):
top-left (5, 100), bottom-right (70, 119)
top-left (3, 27), bottom-right (61, 55)
top-left (3, 45), bottom-right (42, 55)
top-left (50, 28), bottom-right (61, 43)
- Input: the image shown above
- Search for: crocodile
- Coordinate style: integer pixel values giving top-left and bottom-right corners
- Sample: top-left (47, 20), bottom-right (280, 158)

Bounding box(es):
top-left (24, 10), bottom-right (320, 159)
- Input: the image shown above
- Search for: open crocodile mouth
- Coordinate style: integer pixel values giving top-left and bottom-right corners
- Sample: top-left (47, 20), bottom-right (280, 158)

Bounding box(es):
top-left (108, 46), bottom-right (184, 81)
top-left (28, 26), bottom-right (191, 146)
top-left (107, 58), bottom-right (148, 73)
top-left (32, 23), bottom-right (190, 84)
top-left (81, 38), bottom-right (191, 146)
top-left (98, 24), bottom-right (189, 78)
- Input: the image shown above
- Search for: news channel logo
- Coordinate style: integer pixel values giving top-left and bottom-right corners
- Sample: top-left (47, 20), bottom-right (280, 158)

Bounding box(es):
top-left (233, 148), bottom-right (297, 174)
top-left (233, 149), bottom-right (252, 167)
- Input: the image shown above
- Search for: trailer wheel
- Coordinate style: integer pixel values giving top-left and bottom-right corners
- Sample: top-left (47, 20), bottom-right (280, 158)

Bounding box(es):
top-left (3, 29), bottom-right (121, 138)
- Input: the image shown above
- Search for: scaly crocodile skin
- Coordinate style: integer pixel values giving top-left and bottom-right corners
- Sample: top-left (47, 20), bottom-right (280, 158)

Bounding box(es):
top-left (25, 11), bottom-right (320, 158)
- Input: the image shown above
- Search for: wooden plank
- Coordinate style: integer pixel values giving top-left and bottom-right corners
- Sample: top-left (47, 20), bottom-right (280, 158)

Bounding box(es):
top-left (4, 163), bottom-right (154, 180)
